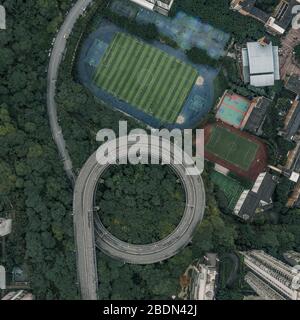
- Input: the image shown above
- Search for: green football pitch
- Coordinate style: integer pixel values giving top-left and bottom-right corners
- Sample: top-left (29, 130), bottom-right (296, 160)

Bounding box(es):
top-left (211, 171), bottom-right (244, 210)
top-left (93, 33), bottom-right (198, 123)
top-left (205, 126), bottom-right (259, 171)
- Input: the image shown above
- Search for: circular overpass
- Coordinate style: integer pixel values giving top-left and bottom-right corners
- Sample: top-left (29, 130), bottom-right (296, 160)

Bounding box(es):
top-left (74, 135), bottom-right (206, 264)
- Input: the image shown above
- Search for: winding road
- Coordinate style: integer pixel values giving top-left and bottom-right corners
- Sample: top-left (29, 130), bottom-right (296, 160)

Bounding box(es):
top-left (47, 0), bottom-right (96, 300)
top-left (47, 0), bottom-right (93, 185)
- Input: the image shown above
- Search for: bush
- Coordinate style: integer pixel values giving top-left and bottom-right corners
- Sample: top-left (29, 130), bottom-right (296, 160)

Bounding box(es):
top-left (173, 0), bottom-right (268, 43)
top-left (186, 47), bottom-right (218, 67)
top-left (103, 9), bottom-right (159, 41)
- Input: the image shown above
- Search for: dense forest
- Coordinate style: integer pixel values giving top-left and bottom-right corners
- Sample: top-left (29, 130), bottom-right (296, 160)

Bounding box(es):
top-left (96, 165), bottom-right (185, 244)
top-left (295, 44), bottom-right (300, 64)
top-left (0, 0), bottom-right (80, 299)
top-left (1, 0), bottom-right (300, 301)
top-left (256, 0), bottom-right (279, 13)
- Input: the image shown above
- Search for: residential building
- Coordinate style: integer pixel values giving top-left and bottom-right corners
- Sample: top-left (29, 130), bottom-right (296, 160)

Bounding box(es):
top-left (277, 95), bottom-right (300, 208)
top-left (241, 250), bottom-right (300, 300)
top-left (267, 165), bottom-right (300, 182)
top-left (0, 5), bottom-right (6, 30)
top-left (283, 250), bottom-right (300, 266)
top-left (129, 0), bottom-right (175, 15)
top-left (188, 253), bottom-right (218, 300)
top-left (231, 0), bottom-right (270, 24)
top-left (231, 0), bottom-right (300, 35)
top-left (279, 98), bottom-right (300, 141)
top-left (285, 74), bottom-right (300, 96)
top-left (233, 172), bottom-right (278, 221)
top-left (245, 272), bottom-right (286, 300)
top-left (243, 97), bottom-right (271, 135)
top-left (1, 290), bottom-right (34, 300)
top-left (287, 178), bottom-right (300, 207)
top-left (0, 218), bottom-right (12, 237)
top-left (266, 165), bottom-right (300, 208)
top-left (242, 40), bottom-right (280, 87)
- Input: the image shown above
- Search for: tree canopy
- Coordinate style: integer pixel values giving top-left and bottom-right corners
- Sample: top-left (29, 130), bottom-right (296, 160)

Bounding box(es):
top-left (97, 164), bottom-right (185, 244)
top-left (295, 44), bottom-right (300, 65)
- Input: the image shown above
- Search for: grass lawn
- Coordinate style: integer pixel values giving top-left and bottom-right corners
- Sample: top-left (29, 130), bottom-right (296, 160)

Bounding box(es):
top-left (211, 171), bottom-right (244, 210)
top-left (205, 126), bottom-right (259, 171)
top-left (93, 32), bottom-right (198, 123)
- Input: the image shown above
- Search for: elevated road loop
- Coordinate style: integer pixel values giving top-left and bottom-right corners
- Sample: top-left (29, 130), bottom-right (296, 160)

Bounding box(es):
top-left (74, 135), bottom-right (205, 296)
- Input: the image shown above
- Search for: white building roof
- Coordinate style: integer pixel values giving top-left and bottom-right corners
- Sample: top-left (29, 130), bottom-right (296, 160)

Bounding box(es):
top-left (247, 42), bottom-right (275, 75)
top-left (130, 0), bottom-right (155, 10)
top-left (252, 172), bottom-right (267, 193)
top-left (0, 5), bottom-right (6, 30)
top-left (234, 190), bottom-right (250, 215)
top-left (0, 218), bottom-right (12, 237)
top-left (242, 48), bottom-right (250, 83)
top-left (273, 46), bottom-right (280, 80)
top-left (0, 265), bottom-right (5, 290)
top-left (242, 41), bottom-right (280, 87)
top-left (266, 17), bottom-right (285, 35)
top-left (242, 48), bottom-right (249, 67)
top-left (290, 172), bottom-right (300, 183)
top-left (250, 74), bottom-right (275, 87)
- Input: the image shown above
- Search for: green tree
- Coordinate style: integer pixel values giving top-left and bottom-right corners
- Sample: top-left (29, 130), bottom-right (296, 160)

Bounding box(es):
top-left (295, 44), bottom-right (300, 64)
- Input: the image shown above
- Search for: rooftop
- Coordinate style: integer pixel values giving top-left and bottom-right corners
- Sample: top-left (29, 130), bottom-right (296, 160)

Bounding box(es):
top-left (0, 218), bottom-right (12, 237)
top-left (189, 254), bottom-right (218, 300)
top-left (130, 0), bottom-right (154, 10)
top-left (1, 290), bottom-right (34, 301)
top-left (283, 250), bottom-right (300, 266)
top-left (244, 97), bottom-right (271, 135)
top-left (232, 0), bottom-right (270, 22)
top-left (231, 0), bottom-right (300, 34)
top-left (273, 0), bottom-right (300, 30)
top-left (242, 41), bottom-right (280, 87)
top-left (0, 265), bottom-right (5, 290)
top-left (0, 5), bottom-right (6, 30)
top-left (285, 74), bottom-right (300, 95)
top-left (283, 99), bottom-right (300, 140)
top-left (129, 0), bottom-right (175, 13)
top-left (158, 0), bottom-right (173, 4)
top-left (247, 42), bottom-right (278, 74)
top-left (234, 172), bottom-right (278, 220)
